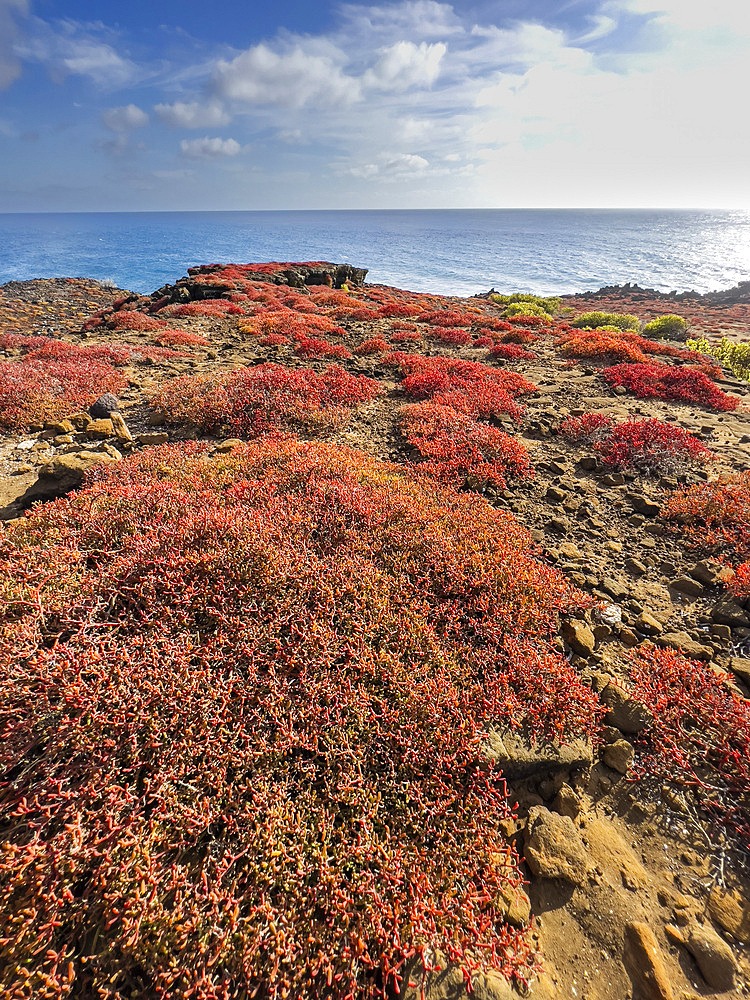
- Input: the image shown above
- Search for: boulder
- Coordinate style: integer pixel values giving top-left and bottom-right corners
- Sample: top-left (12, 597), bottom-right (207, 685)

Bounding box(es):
top-left (21, 450), bottom-right (119, 504)
top-left (656, 631), bottom-right (712, 661)
top-left (686, 924), bottom-right (737, 991)
top-left (708, 885), bottom-right (750, 943)
top-left (561, 618), bottom-right (595, 656)
top-left (524, 805), bottom-right (589, 885)
top-left (603, 739), bottom-right (634, 774)
top-left (623, 922), bottom-right (674, 1000)
top-left (483, 728), bottom-right (593, 780)
top-left (89, 392), bottom-right (120, 418)
top-left (601, 683), bottom-right (653, 734)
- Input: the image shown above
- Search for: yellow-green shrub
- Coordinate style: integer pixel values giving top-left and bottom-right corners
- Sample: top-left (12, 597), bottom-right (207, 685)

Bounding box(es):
top-left (642, 315), bottom-right (688, 340)
top-left (571, 311), bottom-right (639, 332)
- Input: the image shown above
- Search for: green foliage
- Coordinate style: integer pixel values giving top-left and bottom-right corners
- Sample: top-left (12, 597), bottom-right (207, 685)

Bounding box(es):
top-left (570, 311), bottom-right (640, 332)
top-left (642, 314), bottom-right (689, 340)
top-left (687, 336), bottom-right (750, 382)
top-left (490, 293), bottom-right (561, 315)
top-left (501, 302), bottom-right (552, 321)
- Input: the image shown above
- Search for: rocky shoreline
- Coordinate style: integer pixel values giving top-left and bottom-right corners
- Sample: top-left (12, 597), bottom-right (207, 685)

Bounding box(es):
top-left (1, 266), bottom-right (749, 999)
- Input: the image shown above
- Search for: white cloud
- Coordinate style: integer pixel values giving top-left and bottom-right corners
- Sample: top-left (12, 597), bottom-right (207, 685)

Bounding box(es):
top-left (102, 104), bottom-right (149, 131)
top-left (612, 0), bottom-right (750, 34)
top-left (277, 128), bottom-right (306, 144)
top-left (347, 151), bottom-right (429, 179)
top-left (213, 42), bottom-right (359, 108)
top-left (339, 1), bottom-right (464, 41)
top-left (0, 0), bottom-right (27, 89)
top-left (364, 40), bottom-right (446, 90)
top-left (574, 14), bottom-right (618, 44)
top-left (469, 22), bottom-right (589, 72)
top-left (16, 18), bottom-right (139, 87)
top-left (154, 99), bottom-right (230, 128)
top-left (180, 135), bottom-right (242, 158)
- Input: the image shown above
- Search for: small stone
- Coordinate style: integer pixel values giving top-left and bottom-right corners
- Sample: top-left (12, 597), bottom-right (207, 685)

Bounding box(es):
top-left (524, 805), bottom-right (589, 885)
top-left (89, 392), bottom-right (120, 418)
top-left (498, 885), bottom-right (531, 927)
top-left (711, 598), bottom-right (750, 628)
top-left (625, 557), bottom-right (648, 577)
top-left (546, 517), bottom-right (569, 533)
top-left (482, 729), bottom-right (592, 779)
top-left (627, 493), bottom-right (661, 517)
top-left (545, 485), bottom-right (567, 503)
top-left (557, 541), bottom-right (580, 560)
top-left (552, 783), bottom-right (582, 819)
top-left (561, 619), bottom-right (596, 656)
top-left (599, 576), bottom-right (628, 600)
top-left (730, 658), bottom-right (750, 688)
top-left (657, 631), bottom-right (713, 661)
top-left (708, 886), bottom-right (750, 943)
top-left (635, 611), bottom-right (664, 635)
top-left (136, 432), bottom-right (169, 446)
top-left (623, 921), bottom-right (674, 1000)
top-left (601, 683), bottom-right (653, 733)
top-left (670, 576), bottom-right (704, 599)
top-left (68, 411), bottom-right (92, 430)
top-left (109, 411), bottom-right (133, 443)
top-left (603, 740), bottom-right (634, 774)
top-left (46, 418), bottom-right (75, 434)
top-left (213, 438), bottom-right (244, 453)
top-left (86, 418), bottom-right (114, 440)
top-left (689, 559), bottom-right (733, 587)
top-left (686, 924), bottom-right (737, 991)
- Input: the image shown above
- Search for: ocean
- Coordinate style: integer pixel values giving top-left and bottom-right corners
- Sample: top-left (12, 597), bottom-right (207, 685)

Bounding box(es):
top-left (0, 209), bottom-right (749, 299)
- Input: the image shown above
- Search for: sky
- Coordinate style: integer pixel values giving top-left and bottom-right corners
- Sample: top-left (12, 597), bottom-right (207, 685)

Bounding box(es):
top-left (0, 0), bottom-right (749, 211)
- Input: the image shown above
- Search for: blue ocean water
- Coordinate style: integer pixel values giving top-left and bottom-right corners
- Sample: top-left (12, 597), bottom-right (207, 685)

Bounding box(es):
top-left (0, 209), bottom-right (749, 299)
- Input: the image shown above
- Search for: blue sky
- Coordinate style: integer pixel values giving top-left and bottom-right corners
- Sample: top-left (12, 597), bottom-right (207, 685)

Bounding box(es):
top-left (0, 0), bottom-right (748, 211)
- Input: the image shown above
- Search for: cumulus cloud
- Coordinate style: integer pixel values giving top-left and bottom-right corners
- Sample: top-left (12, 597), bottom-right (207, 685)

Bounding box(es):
top-left (102, 104), bottom-right (149, 131)
top-left (180, 136), bottom-right (242, 159)
top-left (0, 0), bottom-right (27, 90)
top-left (154, 99), bottom-right (230, 128)
top-left (16, 18), bottom-right (139, 87)
top-left (364, 40), bottom-right (446, 91)
top-left (213, 43), bottom-right (359, 108)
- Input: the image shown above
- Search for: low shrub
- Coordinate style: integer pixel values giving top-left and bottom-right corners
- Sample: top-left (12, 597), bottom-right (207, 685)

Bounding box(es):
top-left (428, 326), bottom-right (473, 346)
top-left (0, 357), bottom-right (127, 429)
top-left (559, 412), bottom-right (615, 443)
top-left (629, 644), bottom-right (750, 853)
top-left (151, 363), bottom-right (379, 436)
top-left (601, 362), bottom-right (740, 411)
top-left (295, 337), bottom-right (353, 360)
top-left (687, 336), bottom-right (750, 382)
top-left (489, 293), bottom-right (560, 315)
top-left (661, 470), bottom-right (750, 559)
top-left (0, 440), bottom-right (599, 999)
top-left (731, 561), bottom-right (750, 600)
top-left (354, 337), bottom-right (390, 355)
top-left (571, 311), bottom-right (639, 332)
top-left (502, 303), bottom-right (553, 322)
top-left (393, 355), bottom-right (536, 422)
top-left (488, 343), bottom-right (536, 361)
top-left (642, 314), bottom-right (689, 340)
top-left (594, 418), bottom-right (713, 474)
top-left (399, 402), bottom-right (534, 489)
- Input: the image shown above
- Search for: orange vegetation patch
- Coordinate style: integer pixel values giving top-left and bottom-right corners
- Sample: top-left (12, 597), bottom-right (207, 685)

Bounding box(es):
top-left (0, 440), bottom-right (599, 999)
